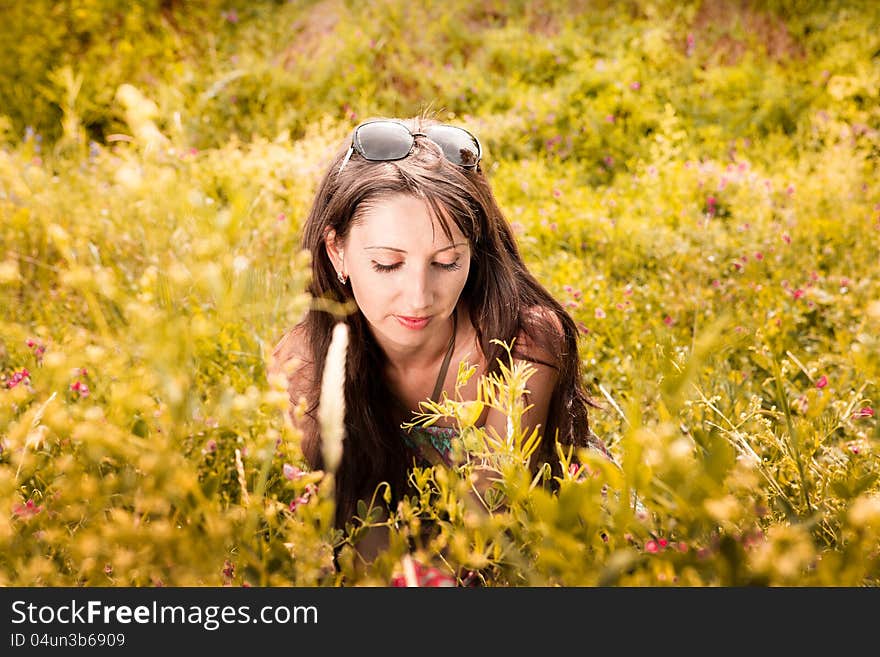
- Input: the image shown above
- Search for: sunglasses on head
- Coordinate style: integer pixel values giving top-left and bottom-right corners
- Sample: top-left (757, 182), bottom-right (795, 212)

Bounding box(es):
top-left (338, 120), bottom-right (482, 173)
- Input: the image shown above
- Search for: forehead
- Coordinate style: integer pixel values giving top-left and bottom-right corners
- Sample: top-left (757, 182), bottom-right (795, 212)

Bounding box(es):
top-left (349, 194), bottom-right (467, 249)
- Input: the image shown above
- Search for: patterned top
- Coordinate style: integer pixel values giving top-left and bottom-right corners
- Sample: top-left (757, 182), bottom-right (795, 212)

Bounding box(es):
top-left (402, 425), bottom-right (459, 468)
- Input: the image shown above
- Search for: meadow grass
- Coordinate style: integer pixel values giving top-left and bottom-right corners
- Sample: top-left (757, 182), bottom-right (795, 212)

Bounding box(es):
top-left (1, 0), bottom-right (878, 585)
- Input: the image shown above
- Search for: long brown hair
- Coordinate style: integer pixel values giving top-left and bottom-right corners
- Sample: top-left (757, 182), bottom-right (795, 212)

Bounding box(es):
top-left (283, 117), bottom-right (602, 528)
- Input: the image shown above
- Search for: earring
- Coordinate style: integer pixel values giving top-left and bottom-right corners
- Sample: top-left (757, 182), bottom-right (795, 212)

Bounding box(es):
top-left (337, 252), bottom-right (347, 284)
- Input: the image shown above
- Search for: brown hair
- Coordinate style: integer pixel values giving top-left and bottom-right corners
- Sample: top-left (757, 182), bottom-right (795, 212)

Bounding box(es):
top-left (278, 117), bottom-right (602, 528)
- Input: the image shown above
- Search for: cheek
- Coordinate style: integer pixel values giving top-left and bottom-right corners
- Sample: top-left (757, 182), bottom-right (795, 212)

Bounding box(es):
top-left (348, 269), bottom-right (400, 317)
top-left (454, 270), bottom-right (470, 295)
top-left (453, 262), bottom-right (472, 294)
top-left (349, 275), bottom-right (385, 307)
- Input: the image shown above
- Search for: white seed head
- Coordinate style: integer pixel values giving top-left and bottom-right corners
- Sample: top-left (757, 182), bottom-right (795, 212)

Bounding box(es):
top-left (318, 322), bottom-right (348, 474)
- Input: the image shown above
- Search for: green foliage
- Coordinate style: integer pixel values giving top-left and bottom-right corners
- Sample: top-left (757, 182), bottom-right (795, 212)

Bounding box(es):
top-left (1, 0), bottom-right (878, 586)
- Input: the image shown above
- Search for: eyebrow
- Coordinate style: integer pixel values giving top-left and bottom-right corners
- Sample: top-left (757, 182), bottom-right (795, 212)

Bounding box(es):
top-left (363, 242), bottom-right (468, 255)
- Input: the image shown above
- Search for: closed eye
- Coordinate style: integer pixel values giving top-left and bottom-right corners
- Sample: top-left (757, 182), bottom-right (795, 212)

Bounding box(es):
top-left (370, 260), bottom-right (462, 273)
top-left (371, 262), bottom-right (402, 273)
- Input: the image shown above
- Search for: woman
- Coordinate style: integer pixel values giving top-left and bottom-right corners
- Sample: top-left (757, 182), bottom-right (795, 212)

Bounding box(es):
top-left (270, 117), bottom-right (605, 544)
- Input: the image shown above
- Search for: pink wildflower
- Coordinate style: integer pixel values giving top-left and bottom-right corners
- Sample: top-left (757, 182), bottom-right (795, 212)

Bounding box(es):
top-left (13, 499), bottom-right (42, 518)
top-left (815, 375), bottom-right (828, 389)
top-left (391, 559), bottom-right (456, 587)
top-left (25, 339), bottom-right (46, 362)
top-left (289, 483), bottom-right (318, 512)
top-left (70, 380), bottom-right (90, 397)
top-left (283, 463), bottom-right (303, 480)
top-left (854, 406), bottom-right (874, 418)
top-left (644, 540), bottom-right (659, 554)
top-left (289, 496), bottom-right (308, 512)
top-left (6, 368), bottom-right (30, 389)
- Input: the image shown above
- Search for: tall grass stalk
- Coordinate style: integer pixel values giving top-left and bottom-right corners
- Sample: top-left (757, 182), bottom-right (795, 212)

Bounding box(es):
top-left (318, 322), bottom-right (347, 476)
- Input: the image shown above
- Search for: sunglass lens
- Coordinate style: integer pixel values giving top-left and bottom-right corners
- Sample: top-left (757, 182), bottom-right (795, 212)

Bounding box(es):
top-left (423, 125), bottom-right (481, 167)
top-left (355, 122), bottom-right (414, 161)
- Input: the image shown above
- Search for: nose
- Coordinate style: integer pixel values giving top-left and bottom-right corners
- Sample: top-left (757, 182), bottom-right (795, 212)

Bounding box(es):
top-left (401, 266), bottom-right (434, 312)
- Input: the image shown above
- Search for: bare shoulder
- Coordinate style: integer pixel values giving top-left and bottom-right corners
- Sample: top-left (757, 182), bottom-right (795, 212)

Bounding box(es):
top-left (268, 323), bottom-right (318, 408)
top-left (514, 305), bottom-right (566, 368)
top-left (268, 323), bottom-right (321, 466)
top-left (522, 304), bottom-right (564, 335)
top-left (269, 324), bottom-right (313, 379)
top-left (482, 305), bottom-right (563, 449)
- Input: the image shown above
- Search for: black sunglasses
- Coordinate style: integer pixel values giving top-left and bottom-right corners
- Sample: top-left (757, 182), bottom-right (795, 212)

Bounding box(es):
top-left (338, 120), bottom-right (482, 173)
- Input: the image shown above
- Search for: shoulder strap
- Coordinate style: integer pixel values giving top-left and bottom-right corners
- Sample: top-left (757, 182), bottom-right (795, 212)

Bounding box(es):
top-left (430, 309), bottom-right (457, 402)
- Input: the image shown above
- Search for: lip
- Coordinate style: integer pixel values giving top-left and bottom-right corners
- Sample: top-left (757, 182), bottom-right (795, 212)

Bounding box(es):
top-left (395, 315), bottom-right (431, 330)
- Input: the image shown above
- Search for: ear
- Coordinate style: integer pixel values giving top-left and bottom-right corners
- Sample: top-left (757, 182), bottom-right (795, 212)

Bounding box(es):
top-left (323, 227), bottom-right (345, 275)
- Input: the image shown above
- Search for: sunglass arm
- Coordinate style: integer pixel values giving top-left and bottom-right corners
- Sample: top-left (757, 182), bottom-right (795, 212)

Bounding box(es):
top-left (338, 146), bottom-right (354, 174)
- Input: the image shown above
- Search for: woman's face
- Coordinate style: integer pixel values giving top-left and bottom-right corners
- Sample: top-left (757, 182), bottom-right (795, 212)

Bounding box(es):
top-left (333, 193), bottom-right (471, 350)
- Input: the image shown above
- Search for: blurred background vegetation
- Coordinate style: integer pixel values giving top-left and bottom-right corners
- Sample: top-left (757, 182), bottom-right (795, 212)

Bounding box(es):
top-left (0, 0), bottom-right (878, 586)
